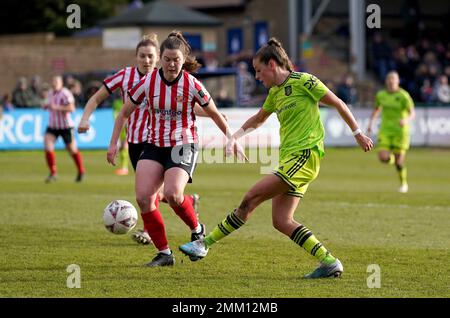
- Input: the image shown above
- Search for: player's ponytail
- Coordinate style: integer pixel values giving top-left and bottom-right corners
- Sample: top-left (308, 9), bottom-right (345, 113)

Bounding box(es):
top-left (136, 33), bottom-right (159, 54)
top-left (255, 37), bottom-right (294, 72)
top-left (160, 30), bottom-right (202, 73)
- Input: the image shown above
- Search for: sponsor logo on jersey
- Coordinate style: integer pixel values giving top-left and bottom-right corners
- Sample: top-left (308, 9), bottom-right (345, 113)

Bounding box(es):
top-left (285, 85), bottom-right (292, 96)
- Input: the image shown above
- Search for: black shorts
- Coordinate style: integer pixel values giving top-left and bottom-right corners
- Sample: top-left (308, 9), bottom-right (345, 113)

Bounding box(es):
top-left (139, 143), bottom-right (199, 183)
top-left (46, 127), bottom-right (74, 145)
top-left (128, 142), bottom-right (146, 171)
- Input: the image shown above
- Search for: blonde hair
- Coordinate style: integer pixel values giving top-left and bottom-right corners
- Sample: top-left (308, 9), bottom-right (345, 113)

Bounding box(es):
top-left (136, 33), bottom-right (159, 55)
top-left (254, 37), bottom-right (294, 72)
top-left (160, 30), bottom-right (202, 73)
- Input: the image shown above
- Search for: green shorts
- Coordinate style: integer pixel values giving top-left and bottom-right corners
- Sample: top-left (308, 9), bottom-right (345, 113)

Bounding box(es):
top-left (273, 147), bottom-right (321, 198)
top-left (378, 131), bottom-right (410, 154)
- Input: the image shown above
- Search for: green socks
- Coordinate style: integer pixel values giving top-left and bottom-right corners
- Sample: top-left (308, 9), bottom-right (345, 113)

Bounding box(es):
top-left (204, 210), bottom-right (245, 247)
top-left (290, 225), bottom-right (336, 265)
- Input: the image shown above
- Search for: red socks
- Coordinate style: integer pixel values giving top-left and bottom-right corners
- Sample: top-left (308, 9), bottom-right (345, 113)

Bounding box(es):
top-left (71, 151), bottom-right (85, 174)
top-left (141, 209), bottom-right (168, 251)
top-left (45, 151), bottom-right (57, 175)
top-left (170, 195), bottom-right (198, 231)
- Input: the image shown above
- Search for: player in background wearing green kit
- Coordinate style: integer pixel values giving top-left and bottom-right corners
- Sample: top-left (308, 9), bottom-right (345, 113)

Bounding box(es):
top-left (367, 71), bottom-right (415, 193)
top-left (112, 94), bottom-right (130, 175)
top-left (179, 38), bottom-right (373, 278)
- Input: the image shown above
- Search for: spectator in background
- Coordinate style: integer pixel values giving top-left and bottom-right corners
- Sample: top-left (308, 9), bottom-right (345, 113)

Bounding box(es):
top-left (38, 83), bottom-right (51, 108)
top-left (12, 77), bottom-right (35, 108)
top-left (434, 75), bottom-right (450, 104)
top-left (215, 88), bottom-right (234, 108)
top-left (371, 33), bottom-right (396, 82)
top-left (412, 63), bottom-right (429, 101)
top-left (84, 81), bottom-right (104, 107)
top-left (420, 78), bottom-right (434, 103)
top-left (394, 47), bottom-right (416, 93)
top-left (30, 75), bottom-right (42, 96)
top-left (336, 74), bottom-right (357, 105)
top-left (2, 94), bottom-right (14, 112)
top-left (68, 80), bottom-right (84, 107)
top-left (423, 51), bottom-right (442, 76)
top-left (444, 65), bottom-right (450, 80)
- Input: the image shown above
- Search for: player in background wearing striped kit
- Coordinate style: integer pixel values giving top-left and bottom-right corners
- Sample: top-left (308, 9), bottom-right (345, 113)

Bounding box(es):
top-left (107, 31), bottom-right (247, 267)
top-left (43, 75), bottom-right (85, 183)
top-left (179, 38), bottom-right (374, 278)
top-left (78, 34), bottom-right (159, 177)
top-left (78, 34), bottom-right (215, 246)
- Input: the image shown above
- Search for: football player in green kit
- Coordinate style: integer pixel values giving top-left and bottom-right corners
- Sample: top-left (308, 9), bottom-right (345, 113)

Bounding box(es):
top-left (367, 71), bottom-right (415, 193)
top-left (179, 37), bottom-right (374, 278)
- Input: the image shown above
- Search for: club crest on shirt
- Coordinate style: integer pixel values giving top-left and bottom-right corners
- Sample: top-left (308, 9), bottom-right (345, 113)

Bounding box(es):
top-left (284, 85), bottom-right (292, 96)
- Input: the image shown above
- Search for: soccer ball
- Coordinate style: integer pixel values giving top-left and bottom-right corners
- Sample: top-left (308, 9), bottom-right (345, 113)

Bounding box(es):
top-left (103, 200), bottom-right (138, 234)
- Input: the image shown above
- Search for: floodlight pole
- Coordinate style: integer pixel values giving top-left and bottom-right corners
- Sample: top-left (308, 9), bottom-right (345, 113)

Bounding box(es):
top-left (288, 0), bottom-right (298, 65)
top-left (349, 0), bottom-right (366, 80)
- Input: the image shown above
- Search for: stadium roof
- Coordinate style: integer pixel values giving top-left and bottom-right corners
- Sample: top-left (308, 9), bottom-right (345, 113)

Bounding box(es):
top-left (100, 0), bottom-right (222, 27)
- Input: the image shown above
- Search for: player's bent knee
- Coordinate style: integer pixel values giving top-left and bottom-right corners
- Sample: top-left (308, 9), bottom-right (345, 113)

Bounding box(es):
top-left (163, 190), bottom-right (183, 206)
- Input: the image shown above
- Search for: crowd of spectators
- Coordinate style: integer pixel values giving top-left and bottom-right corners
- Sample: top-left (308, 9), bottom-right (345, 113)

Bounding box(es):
top-left (3, 34), bottom-right (450, 114)
top-left (1, 75), bottom-right (107, 113)
top-left (370, 32), bottom-right (450, 105)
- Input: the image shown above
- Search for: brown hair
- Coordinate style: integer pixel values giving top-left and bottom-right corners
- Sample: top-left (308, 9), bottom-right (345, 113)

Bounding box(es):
top-left (136, 33), bottom-right (159, 55)
top-left (160, 30), bottom-right (202, 73)
top-left (254, 37), bottom-right (294, 72)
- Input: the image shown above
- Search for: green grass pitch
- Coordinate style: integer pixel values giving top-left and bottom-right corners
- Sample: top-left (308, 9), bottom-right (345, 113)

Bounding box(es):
top-left (0, 148), bottom-right (449, 297)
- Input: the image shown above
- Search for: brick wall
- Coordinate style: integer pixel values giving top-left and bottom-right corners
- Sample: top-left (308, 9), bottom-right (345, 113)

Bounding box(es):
top-left (0, 42), bottom-right (135, 96)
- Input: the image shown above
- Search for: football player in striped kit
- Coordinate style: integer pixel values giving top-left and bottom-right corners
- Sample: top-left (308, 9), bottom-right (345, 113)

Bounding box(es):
top-left (78, 34), bottom-right (160, 175)
top-left (78, 34), bottom-right (211, 247)
top-left (107, 31), bottom-right (247, 267)
top-left (43, 75), bottom-right (85, 183)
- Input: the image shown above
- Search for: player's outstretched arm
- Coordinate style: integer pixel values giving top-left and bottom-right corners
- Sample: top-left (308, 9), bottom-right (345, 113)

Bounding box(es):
top-left (78, 86), bottom-right (110, 133)
top-left (320, 90), bottom-right (374, 152)
top-left (226, 107), bottom-right (271, 160)
top-left (107, 99), bottom-right (136, 165)
top-left (232, 107), bottom-right (271, 139)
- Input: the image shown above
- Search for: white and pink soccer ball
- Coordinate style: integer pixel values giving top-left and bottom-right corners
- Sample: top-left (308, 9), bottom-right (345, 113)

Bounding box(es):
top-left (103, 200), bottom-right (138, 234)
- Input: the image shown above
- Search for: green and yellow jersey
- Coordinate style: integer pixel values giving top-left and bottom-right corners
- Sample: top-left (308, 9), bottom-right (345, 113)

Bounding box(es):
top-left (375, 88), bottom-right (414, 136)
top-left (262, 72), bottom-right (328, 159)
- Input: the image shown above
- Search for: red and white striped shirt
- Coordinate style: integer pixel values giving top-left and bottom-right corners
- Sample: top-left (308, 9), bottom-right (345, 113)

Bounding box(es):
top-left (47, 87), bottom-right (75, 129)
top-left (128, 69), bottom-right (211, 147)
top-left (103, 66), bottom-right (150, 144)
